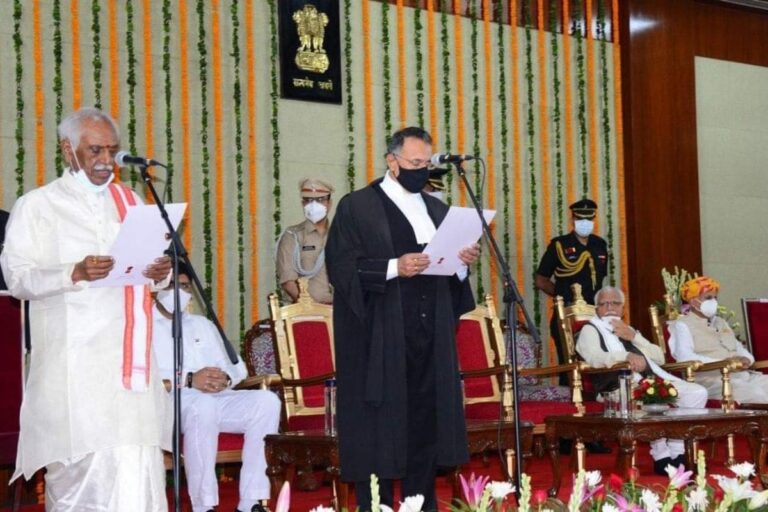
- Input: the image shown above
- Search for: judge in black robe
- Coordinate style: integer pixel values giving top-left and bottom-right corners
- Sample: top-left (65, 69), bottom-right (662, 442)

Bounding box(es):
top-left (326, 127), bottom-right (478, 511)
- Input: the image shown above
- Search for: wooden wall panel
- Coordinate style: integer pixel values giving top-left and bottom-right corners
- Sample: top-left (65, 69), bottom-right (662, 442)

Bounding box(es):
top-left (621, 0), bottom-right (768, 331)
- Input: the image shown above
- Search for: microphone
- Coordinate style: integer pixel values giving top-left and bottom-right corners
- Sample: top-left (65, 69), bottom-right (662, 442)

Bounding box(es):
top-left (115, 151), bottom-right (166, 168)
top-left (430, 153), bottom-right (475, 165)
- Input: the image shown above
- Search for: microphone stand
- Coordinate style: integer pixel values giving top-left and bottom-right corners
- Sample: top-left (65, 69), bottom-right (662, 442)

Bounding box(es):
top-left (139, 164), bottom-right (239, 512)
top-left (449, 160), bottom-right (541, 493)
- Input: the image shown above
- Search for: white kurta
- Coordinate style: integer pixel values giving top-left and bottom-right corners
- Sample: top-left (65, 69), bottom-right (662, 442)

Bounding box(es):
top-left (0, 171), bottom-right (171, 480)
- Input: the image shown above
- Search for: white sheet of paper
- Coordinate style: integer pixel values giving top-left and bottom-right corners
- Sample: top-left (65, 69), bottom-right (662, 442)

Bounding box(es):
top-left (422, 206), bottom-right (495, 276)
top-left (91, 203), bottom-right (187, 288)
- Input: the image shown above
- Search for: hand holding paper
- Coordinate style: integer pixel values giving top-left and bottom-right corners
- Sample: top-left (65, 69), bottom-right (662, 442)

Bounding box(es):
top-left (422, 206), bottom-right (495, 276)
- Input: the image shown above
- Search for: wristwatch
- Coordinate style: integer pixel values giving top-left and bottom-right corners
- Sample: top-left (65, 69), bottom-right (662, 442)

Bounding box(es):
top-left (186, 372), bottom-right (194, 389)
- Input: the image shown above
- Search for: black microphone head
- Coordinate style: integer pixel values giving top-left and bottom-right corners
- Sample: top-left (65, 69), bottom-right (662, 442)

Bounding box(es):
top-left (430, 153), bottom-right (444, 166)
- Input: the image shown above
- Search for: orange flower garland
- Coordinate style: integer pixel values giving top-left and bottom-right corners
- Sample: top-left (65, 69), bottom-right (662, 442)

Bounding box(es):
top-left (426, 0), bottom-right (438, 141)
top-left (178, 0), bottom-right (192, 251)
top-left (537, 0), bottom-right (551, 245)
top-left (71, 0), bottom-right (82, 109)
top-left (142, 0), bottom-right (154, 202)
top-left (396, 0), bottom-right (406, 127)
top-left (612, 0), bottom-right (629, 300)
top-left (108, 0), bottom-right (119, 122)
top-left (562, 0), bottom-right (576, 207)
top-left (362, 0), bottom-right (374, 183)
top-left (482, 0), bottom-right (497, 303)
top-left (245, 0), bottom-right (259, 318)
top-left (211, 0), bottom-right (226, 320)
top-left (33, 0), bottom-right (45, 188)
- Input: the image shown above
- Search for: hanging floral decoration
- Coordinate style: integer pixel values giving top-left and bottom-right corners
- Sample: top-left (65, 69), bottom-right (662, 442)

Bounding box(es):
top-left (162, 0), bottom-right (174, 201)
top-left (550, 0), bottom-right (565, 233)
top-left (414, 6), bottom-right (425, 127)
top-left (196, 0), bottom-right (214, 300)
top-left (125, 0), bottom-right (139, 187)
top-left (53, 0), bottom-right (64, 174)
top-left (495, 0), bottom-right (510, 263)
top-left (574, 0), bottom-right (589, 197)
top-left (523, 0), bottom-right (541, 326)
top-left (91, 0), bottom-right (103, 109)
top-left (343, 0), bottom-right (355, 192)
top-left (469, 1), bottom-right (484, 299)
top-left (396, 0), bottom-right (406, 125)
top-left (597, 0), bottom-right (615, 284)
top-left (439, 0), bottom-right (454, 200)
top-left (268, 0), bottom-right (282, 292)
top-left (14, 0), bottom-right (25, 197)
top-left (229, 0), bottom-right (246, 337)
top-left (381, 1), bottom-right (393, 145)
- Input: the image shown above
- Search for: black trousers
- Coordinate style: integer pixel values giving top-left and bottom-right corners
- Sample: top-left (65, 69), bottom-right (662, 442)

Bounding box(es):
top-left (355, 326), bottom-right (438, 512)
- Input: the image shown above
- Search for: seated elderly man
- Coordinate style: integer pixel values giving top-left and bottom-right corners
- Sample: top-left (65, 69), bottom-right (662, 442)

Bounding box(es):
top-left (153, 262), bottom-right (281, 512)
top-left (670, 276), bottom-right (768, 403)
top-left (576, 286), bottom-right (708, 474)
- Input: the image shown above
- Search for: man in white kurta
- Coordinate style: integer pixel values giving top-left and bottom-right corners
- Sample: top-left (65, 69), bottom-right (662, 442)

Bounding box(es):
top-left (153, 264), bottom-right (281, 512)
top-left (0, 108), bottom-right (172, 511)
top-left (576, 286), bottom-right (708, 474)
top-left (670, 275), bottom-right (768, 403)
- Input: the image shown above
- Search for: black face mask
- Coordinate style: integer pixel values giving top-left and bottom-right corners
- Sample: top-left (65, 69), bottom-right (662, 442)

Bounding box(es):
top-left (396, 167), bottom-right (430, 193)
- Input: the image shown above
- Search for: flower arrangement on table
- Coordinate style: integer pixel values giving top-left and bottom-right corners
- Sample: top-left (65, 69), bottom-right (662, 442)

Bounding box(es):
top-left (633, 376), bottom-right (678, 406)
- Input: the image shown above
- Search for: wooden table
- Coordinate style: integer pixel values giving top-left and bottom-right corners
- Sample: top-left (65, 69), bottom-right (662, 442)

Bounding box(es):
top-left (545, 409), bottom-right (768, 496)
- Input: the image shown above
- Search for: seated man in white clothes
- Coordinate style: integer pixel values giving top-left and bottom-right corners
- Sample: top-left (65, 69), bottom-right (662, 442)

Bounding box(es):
top-left (670, 275), bottom-right (768, 403)
top-left (153, 262), bottom-right (281, 512)
top-left (576, 286), bottom-right (708, 474)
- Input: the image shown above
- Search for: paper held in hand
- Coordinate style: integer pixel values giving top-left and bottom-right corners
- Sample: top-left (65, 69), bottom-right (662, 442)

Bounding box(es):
top-left (421, 206), bottom-right (495, 276)
top-left (90, 203), bottom-right (187, 288)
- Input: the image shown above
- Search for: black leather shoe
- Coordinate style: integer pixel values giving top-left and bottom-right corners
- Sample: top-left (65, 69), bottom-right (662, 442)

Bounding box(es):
top-left (653, 457), bottom-right (674, 476)
top-left (585, 441), bottom-right (612, 454)
top-left (670, 454), bottom-right (687, 469)
top-left (250, 504), bottom-right (270, 512)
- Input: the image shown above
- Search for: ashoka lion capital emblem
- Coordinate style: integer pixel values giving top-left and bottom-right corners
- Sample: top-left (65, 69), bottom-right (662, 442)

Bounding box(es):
top-left (292, 4), bottom-right (330, 74)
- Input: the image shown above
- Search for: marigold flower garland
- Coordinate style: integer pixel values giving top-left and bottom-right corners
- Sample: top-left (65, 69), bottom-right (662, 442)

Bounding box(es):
top-left (523, 0), bottom-right (541, 326)
top-left (230, 0), bottom-right (246, 338)
top-left (196, 0), bottom-right (214, 299)
top-left (268, 0), bottom-right (283, 290)
top-left (439, 0), bottom-right (454, 200)
top-left (178, 0), bottom-right (193, 250)
top-left (495, 0), bottom-right (510, 263)
top-left (70, 0), bottom-right (82, 109)
top-left (482, 0), bottom-right (497, 303)
top-left (612, 0), bottom-right (629, 296)
top-left (33, 0), bottom-right (45, 188)
top-left (244, 0), bottom-right (259, 316)
top-left (597, 0), bottom-right (615, 284)
top-left (125, 0), bottom-right (139, 187)
top-left (562, 0), bottom-right (576, 207)
top-left (142, 0), bottom-right (155, 202)
top-left (343, 0), bottom-right (355, 191)
top-left (381, 1), bottom-right (393, 145)
top-left (396, 0), bottom-right (406, 126)
top-left (13, 0), bottom-right (25, 197)
top-left (108, 0), bottom-right (119, 122)
top-left (91, 0), bottom-right (103, 109)
top-left (426, 0), bottom-right (438, 142)
top-left (550, 0), bottom-right (565, 232)
top-left (162, 0), bottom-right (175, 200)
top-left (537, 0), bottom-right (551, 249)
top-left (211, 0), bottom-right (228, 317)
top-left (586, 0), bottom-right (601, 227)
top-left (52, 0), bottom-right (64, 174)
top-left (452, 0), bottom-right (466, 206)
top-left (362, 0), bottom-right (374, 183)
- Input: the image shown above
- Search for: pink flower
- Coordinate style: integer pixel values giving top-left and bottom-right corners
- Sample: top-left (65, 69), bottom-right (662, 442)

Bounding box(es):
top-left (460, 472), bottom-right (490, 507)
top-left (613, 494), bottom-right (643, 512)
top-left (533, 489), bottom-right (548, 505)
top-left (665, 464), bottom-right (693, 490)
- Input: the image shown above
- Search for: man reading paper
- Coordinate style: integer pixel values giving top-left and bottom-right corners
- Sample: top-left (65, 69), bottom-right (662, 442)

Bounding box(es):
top-left (326, 126), bottom-right (480, 512)
top-left (0, 107), bottom-right (172, 511)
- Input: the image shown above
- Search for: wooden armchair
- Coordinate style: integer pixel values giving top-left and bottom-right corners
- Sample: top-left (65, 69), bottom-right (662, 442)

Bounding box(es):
top-left (456, 294), bottom-right (583, 475)
top-left (265, 278), bottom-right (347, 511)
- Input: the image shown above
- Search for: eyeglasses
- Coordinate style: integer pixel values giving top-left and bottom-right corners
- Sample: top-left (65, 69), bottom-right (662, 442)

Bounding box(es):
top-left (301, 195), bottom-right (330, 205)
top-left (596, 300), bottom-right (623, 307)
top-left (392, 153), bottom-right (435, 171)
top-left (169, 281), bottom-right (193, 291)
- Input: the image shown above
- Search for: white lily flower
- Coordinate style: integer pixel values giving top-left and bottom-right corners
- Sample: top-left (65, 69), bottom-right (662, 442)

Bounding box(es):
top-left (379, 505), bottom-right (395, 512)
top-left (715, 475), bottom-right (756, 502)
top-left (640, 488), bottom-right (662, 512)
top-left (585, 471), bottom-right (603, 489)
top-left (309, 507), bottom-right (336, 512)
top-left (398, 494), bottom-right (425, 512)
top-left (749, 490), bottom-right (768, 510)
top-left (601, 504), bottom-right (620, 512)
top-left (730, 462), bottom-right (756, 480)
top-left (687, 487), bottom-right (709, 511)
top-left (486, 481), bottom-right (516, 500)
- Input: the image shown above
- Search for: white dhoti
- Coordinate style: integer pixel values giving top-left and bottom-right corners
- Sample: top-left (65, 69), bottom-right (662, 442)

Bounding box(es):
top-left (44, 445), bottom-right (167, 512)
top-left (181, 388), bottom-right (282, 512)
top-left (696, 370), bottom-right (768, 404)
top-left (648, 378), bottom-right (709, 461)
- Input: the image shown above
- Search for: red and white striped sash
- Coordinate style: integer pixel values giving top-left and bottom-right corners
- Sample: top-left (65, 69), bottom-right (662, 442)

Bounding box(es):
top-left (108, 183), bottom-right (154, 392)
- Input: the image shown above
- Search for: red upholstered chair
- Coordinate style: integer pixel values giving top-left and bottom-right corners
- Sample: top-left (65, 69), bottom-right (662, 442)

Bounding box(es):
top-left (456, 294), bottom-right (580, 487)
top-left (0, 294), bottom-right (24, 511)
top-left (266, 278), bottom-right (347, 511)
top-left (742, 298), bottom-right (768, 370)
